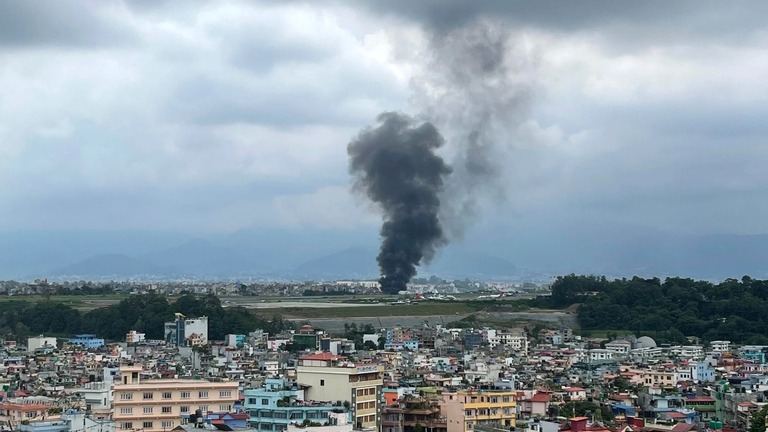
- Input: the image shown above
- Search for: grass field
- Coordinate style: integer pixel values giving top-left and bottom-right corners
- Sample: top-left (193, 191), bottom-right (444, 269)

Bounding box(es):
top-left (249, 301), bottom-right (487, 319)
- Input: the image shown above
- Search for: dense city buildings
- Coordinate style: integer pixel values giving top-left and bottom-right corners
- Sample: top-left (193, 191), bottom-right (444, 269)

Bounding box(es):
top-left (3, 285), bottom-right (768, 432)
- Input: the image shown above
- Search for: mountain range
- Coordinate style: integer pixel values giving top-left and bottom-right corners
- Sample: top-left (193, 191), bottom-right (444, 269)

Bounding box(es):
top-left (2, 225), bottom-right (768, 281)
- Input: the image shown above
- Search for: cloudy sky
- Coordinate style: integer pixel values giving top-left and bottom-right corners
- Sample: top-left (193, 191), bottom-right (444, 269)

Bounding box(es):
top-left (1, 0), bottom-right (767, 247)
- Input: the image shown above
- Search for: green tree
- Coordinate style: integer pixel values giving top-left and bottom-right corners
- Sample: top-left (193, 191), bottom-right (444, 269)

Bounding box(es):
top-left (749, 405), bottom-right (768, 432)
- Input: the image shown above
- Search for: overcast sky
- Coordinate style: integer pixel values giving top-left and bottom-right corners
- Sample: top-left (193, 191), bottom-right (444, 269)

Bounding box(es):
top-left (1, 0), bottom-right (767, 240)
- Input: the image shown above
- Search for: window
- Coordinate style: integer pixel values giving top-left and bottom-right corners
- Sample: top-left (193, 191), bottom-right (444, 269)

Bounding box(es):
top-left (181, 391), bottom-right (191, 399)
top-left (143, 422), bottom-right (153, 429)
top-left (219, 405), bottom-right (230, 411)
top-left (143, 407), bottom-right (153, 414)
top-left (180, 406), bottom-right (190, 413)
top-left (261, 399), bottom-right (269, 405)
top-left (320, 379), bottom-right (325, 386)
top-left (162, 407), bottom-right (172, 414)
top-left (120, 393), bottom-right (133, 400)
top-left (121, 423), bottom-right (133, 430)
top-left (120, 408), bottom-right (133, 414)
top-left (199, 391), bottom-right (209, 398)
top-left (162, 392), bottom-right (172, 399)
top-left (162, 421), bottom-right (173, 429)
top-left (143, 392), bottom-right (154, 400)
top-left (199, 406), bottom-right (208, 413)
top-left (502, 396), bottom-right (510, 403)
top-left (220, 390), bottom-right (232, 397)
top-left (248, 398), bottom-right (257, 405)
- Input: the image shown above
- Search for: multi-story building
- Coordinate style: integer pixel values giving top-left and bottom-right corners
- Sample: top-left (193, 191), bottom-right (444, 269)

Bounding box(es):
top-left (113, 365), bottom-right (238, 432)
top-left (439, 390), bottom-right (517, 432)
top-left (164, 314), bottom-right (209, 347)
top-left (244, 378), bottom-right (346, 431)
top-left (126, 331), bottom-right (146, 344)
top-left (68, 334), bottom-right (105, 349)
top-left (382, 396), bottom-right (447, 432)
top-left (296, 353), bottom-right (383, 430)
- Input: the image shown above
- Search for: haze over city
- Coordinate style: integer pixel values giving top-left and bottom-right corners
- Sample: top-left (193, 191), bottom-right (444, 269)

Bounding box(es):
top-left (1, 1), bottom-right (768, 280)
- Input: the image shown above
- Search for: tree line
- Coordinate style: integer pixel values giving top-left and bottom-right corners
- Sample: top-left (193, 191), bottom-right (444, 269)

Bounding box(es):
top-left (0, 293), bottom-right (293, 342)
top-left (541, 274), bottom-right (768, 344)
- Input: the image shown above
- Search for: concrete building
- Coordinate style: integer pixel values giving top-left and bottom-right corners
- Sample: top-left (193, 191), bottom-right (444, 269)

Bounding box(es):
top-left (164, 314), bottom-right (209, 347)
top-left (296, 353), bottom-right (383, 430)
top-left (439, 390), bottom-right (517, 432)
top-left (27, 335), bottom-right (57, 353)
top-left (243, 378), bottom-right (346, 431)
top-left (113, 365), bottom-right (238, 432)
top-left (68, 334), bottom-right (105, 349)
top-left (126, 331), bottom-right (146, 344)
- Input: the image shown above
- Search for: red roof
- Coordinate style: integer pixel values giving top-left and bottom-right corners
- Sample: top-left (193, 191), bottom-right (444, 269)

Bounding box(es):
top-left (531, 393), bottom-right (551, 402)
top-left (564, 387), bottom-right (586, 392)
top-left (671, 424), bottom-right (695, 432)
top-left (666, 412), bottom-right (687, 419)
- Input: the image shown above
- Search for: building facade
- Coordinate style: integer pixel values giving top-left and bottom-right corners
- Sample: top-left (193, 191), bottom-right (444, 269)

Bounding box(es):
top-left (244, 378), bottom-right (345, 431)
top-left (296, 353), bottom-right (383, 430)
top-left (440, 390), bottom-right (517, 432)
top-left (113, 365), bottom-right (238, 432)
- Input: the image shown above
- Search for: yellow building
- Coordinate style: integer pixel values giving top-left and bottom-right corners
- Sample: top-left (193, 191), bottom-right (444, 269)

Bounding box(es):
top-left (113, 365), bottom-right (239, 432)
top-left (440, 390), bottom-right (517, 432)
top-left (296, 353), bottom-right (383, 430)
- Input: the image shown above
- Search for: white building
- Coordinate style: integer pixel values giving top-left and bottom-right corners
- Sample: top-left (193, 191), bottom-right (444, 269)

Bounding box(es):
top-left (605, 340), bottom-right (632, 357)
top-left (164, 315), bottom-right (209, 346)
top-left (670, 345), bottom-right (704, 359)
top-left (125, 330), bottom-right (146, 344)
top-left (27, 335), bottom-right (57, 352)
top-left (710, 340), bottom-right (731, 353)
top-left (588, 349), bottom-right (614, 362)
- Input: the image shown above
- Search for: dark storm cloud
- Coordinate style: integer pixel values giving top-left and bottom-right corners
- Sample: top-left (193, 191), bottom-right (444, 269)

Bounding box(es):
top-left (0, 1), bottom-right (135, 48)
top-left (362, 0), bottom-right (768, 41)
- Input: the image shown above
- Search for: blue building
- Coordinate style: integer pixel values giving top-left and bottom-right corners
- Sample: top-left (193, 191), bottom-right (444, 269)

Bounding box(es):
top-left (68, 334), bottom-right (105, 349)
top-left (243, 378), bottom-right (347, 431)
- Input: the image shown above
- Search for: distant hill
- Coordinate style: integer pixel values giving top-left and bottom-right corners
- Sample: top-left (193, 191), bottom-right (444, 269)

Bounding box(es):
top-left (50, 253), bottom-right (169, 278)
top-left (141, 239), bottom-right (272, 276)
top-left (292, 246), bottom-right (379, 280)
top-left (422, 248), bottom-right (517, 279)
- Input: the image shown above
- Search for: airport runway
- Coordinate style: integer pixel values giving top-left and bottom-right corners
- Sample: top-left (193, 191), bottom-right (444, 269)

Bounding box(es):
top-left (289, 311), bottom-right (577, 333)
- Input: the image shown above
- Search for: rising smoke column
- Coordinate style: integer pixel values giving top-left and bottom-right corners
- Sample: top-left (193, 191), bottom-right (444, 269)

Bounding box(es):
top-left (348, 112), bottom-right (452, 294)
top-left (413, 20), bottom-right (535, 238)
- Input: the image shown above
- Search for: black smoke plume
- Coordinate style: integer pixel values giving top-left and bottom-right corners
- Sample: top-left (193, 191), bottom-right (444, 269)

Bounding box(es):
top-left (348, 112), bottom-right (451, 294)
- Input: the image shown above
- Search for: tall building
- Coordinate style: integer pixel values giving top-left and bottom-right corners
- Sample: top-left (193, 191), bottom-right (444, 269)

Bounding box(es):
top-left (164, 314), bottom-right (209, 346)
top-left (296, 353), bottom-right (383, 430)
top-left (113, 365), bottom-right (238, 432)
top-left (439, 390), bottom-right (517, 432)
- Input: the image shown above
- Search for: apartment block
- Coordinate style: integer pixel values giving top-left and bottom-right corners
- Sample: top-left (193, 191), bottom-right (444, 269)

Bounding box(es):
top-left (113, 365), bottom-right (238, 432)
top-left (296, 353), bottom-right (383, 430)
top-left (440, 390), bottom-right (517, 432)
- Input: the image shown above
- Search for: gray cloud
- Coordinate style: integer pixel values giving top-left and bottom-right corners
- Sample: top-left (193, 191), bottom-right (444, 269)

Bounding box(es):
top-left (0, 1), bottom-right (135, 48)
top-left (0, 0), bottom-right (767, 259)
